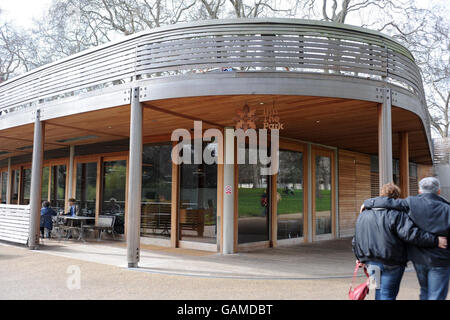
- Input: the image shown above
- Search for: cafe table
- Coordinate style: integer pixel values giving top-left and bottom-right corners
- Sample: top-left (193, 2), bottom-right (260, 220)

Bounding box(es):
top-left (59, 216), bottom-right (96, 241)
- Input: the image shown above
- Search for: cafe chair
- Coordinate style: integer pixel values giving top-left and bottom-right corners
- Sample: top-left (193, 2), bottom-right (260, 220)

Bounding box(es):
top-left (81, 215), bottom-right (116, 241)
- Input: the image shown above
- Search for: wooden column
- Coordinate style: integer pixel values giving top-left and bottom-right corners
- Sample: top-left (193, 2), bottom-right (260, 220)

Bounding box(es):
top-left (95, 157), bottom-right (103, 224)
top-left (67, 146), bottom-right (75, 200)
top-left (170, 141), bottom-right (179, 248)
top-left (270, 173), bottom-right (278, 247)
top-left (6, 158), bottom-right (11, 204)
top-left (378, 87), bottom-right (393, 188)
top-left (399, 132), bottom-right (410, 198)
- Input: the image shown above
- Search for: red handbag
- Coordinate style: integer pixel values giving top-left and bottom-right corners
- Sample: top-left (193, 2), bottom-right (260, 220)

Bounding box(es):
top-left (348, 262), bottom-right (370, 300)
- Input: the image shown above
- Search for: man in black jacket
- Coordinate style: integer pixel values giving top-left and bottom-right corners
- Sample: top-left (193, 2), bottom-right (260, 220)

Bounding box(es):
top-left (362, 177), bottom-right (450, 300)
top-left (353, 183), bottom-right (446, 300)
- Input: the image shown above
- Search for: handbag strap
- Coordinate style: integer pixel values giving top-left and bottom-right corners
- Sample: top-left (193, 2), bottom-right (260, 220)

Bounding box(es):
top-left (351, 262), bottom-right (369, 289)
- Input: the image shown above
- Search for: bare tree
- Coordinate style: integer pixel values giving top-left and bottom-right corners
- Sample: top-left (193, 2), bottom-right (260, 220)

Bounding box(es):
top-left (0, 9), bottom-right (34, 81)
top-left (373, 3), bottom-right (449, 138)
top-left (290, 0), bottom-right (449, 138)
top-left (420, 17), bottom-right (449, 138)
top-left (2, 0), bottom-right (448, 138)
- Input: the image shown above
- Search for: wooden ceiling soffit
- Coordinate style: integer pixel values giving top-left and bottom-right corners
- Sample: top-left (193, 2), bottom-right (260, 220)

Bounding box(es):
top-left (143, 103), bottom-right (222, 128)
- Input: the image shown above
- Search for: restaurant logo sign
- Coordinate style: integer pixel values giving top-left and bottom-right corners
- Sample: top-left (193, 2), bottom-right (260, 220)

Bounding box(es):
top-left (263, 103), bottom-right (284, 130)
top-left (234, 103), bottom-right (257, 130)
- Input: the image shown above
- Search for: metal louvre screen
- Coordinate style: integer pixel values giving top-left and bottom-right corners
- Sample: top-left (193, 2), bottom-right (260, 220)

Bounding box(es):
top-left (0, 20), bottom-right (428, 126)
top-left (0, 204), bottom-right (30, 245)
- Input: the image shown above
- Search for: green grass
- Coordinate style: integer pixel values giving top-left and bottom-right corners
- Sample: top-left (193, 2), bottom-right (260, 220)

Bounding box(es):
top-left (238, 188), bottom-right (331, 217)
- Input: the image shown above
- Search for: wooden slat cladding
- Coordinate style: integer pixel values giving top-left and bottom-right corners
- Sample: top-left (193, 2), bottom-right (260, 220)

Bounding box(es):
top-left (371, 172), bottom-right (380, 198)
top-left (418, 164), bottom-right (434, 181)
top-left (338, 150), bottom-right (371, 238)
top-left (409, 177), bottom-right (418, 196)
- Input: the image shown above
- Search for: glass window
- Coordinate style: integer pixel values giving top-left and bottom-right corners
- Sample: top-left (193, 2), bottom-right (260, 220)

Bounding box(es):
top-left (102, 160), bottom-right (126, 234)
top-left (11, 169), bottom-right (20, 204)
top-left (21, 168), bottom-right (31, 205)
top-left (315, 156), bottom-right (332, 236)
top-left (409, 163), bottom-right (418, 178)
top-left (41, 167), bottom-right (49, 200)
top-left (141, 144), bottom-right (173, 239)
top-left (50, 165), bottom-right (66, 211)
top-left (179, 141), bottom-right (218, 244)
top-left (238, 145), bottom-right (270, 244)
top-left (76, 162), bottom-right (97, 216)
top-left (277, 150), bottom-right (304, 240)
top-left (1, 172), bottom-right (7, 204)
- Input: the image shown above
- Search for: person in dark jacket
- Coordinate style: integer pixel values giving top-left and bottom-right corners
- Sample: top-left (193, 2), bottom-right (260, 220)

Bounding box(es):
top-left (40, 201), bottom-right (57, 238)
top-left (353, 183), bottom-right (447, 300)
top-left (362, 177), bottom-right (450, 300)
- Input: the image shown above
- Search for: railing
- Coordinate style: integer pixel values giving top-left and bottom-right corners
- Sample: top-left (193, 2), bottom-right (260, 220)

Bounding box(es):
top-left (0, 19), bottom-right (427, 126)
top-left (0, 204), bottom-right (30, 245)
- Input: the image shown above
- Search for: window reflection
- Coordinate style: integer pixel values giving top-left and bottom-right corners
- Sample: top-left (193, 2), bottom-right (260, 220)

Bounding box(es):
top-left (41, 167), bottom-right (49, 201)
top-left (141, 144), bottom-right (172, 239)
top-left (11, 170), bottom-right (20, 204)
top-left (50, 165), bottom-right (66, 211)
top-left (277, 150), bottom-right (304, 240)
top-left (1, 172), bottom-right (7, 204)
top-left (102, 160), bottom-right (126, 234)
top-left (315, 156), bottom-right (332, 235)
top-left (22, 168), bottom-right (31, 205)
top-left (238, 145), bottom-right (270, 244)
top-left (76, 162), bottom-right (97, 216)
top-left (179, 142), bottom-right (217, 244)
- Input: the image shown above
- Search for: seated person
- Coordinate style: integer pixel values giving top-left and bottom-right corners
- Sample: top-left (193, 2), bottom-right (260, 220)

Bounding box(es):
top-left (106, 197), bottom-right (121, 214)
top-left (40, 201), bottom-right (57, 238)
top-left (65, 198), bottom-right (79, 216)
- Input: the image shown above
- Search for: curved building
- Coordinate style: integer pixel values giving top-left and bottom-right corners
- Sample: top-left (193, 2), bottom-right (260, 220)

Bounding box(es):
top-left (0, 19), bottom-right (433, 267)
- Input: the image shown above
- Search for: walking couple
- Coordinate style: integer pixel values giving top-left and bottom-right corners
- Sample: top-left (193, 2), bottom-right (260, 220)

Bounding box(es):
top-left (352, 177), bottom-right (450, 300)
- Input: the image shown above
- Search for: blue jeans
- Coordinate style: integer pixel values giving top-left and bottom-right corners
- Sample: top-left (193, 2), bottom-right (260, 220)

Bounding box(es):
top-left (413, 263), bottom-right (450, 300)
top-left (367, 262), bottom-right (405, 300)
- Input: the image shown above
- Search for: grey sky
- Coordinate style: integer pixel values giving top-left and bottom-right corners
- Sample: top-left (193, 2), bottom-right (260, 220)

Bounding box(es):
top-left (0, 0), bottom-right (52, 27)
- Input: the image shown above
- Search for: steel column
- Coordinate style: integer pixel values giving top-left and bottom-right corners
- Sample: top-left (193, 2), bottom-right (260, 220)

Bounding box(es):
top-left (28, 109), bottom-right (45, 250)
top-left (126, 88), bottom-right (143, 268)
top-left (222, 127), bottom-right (235, 254)
top-left (378, 88), bottom-right (393, 187)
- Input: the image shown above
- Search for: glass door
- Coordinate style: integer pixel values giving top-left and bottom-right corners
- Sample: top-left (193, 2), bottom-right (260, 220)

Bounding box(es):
top-left (41, 166), bottom-right (49, 201)
top-left (312, 148), bottom-right (335, 240)
top-left (50, 164), bottom-right (67, 211)
top-left (277, 149), bottom-right (305, 240)
top-left (76, 162), bottom-right (98, 217)
top-left (237, 145), bottom-right (270, 244)
top-left (101, 159), bottom-right (127, 234)
top-left (178, 141), bottom-right (218, 244)
top-left (11, 169), bottom-right (20, 205)
top-left (21, 168), bottom-right (31, 205)
top-left (0, 171), bottom-right (7, 204)
top-left (141, 143), bottom-right (173, 239)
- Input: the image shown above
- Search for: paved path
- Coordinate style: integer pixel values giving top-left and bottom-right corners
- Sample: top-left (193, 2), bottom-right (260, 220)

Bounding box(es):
top-left (0, 239), bottom-right (438, 300)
